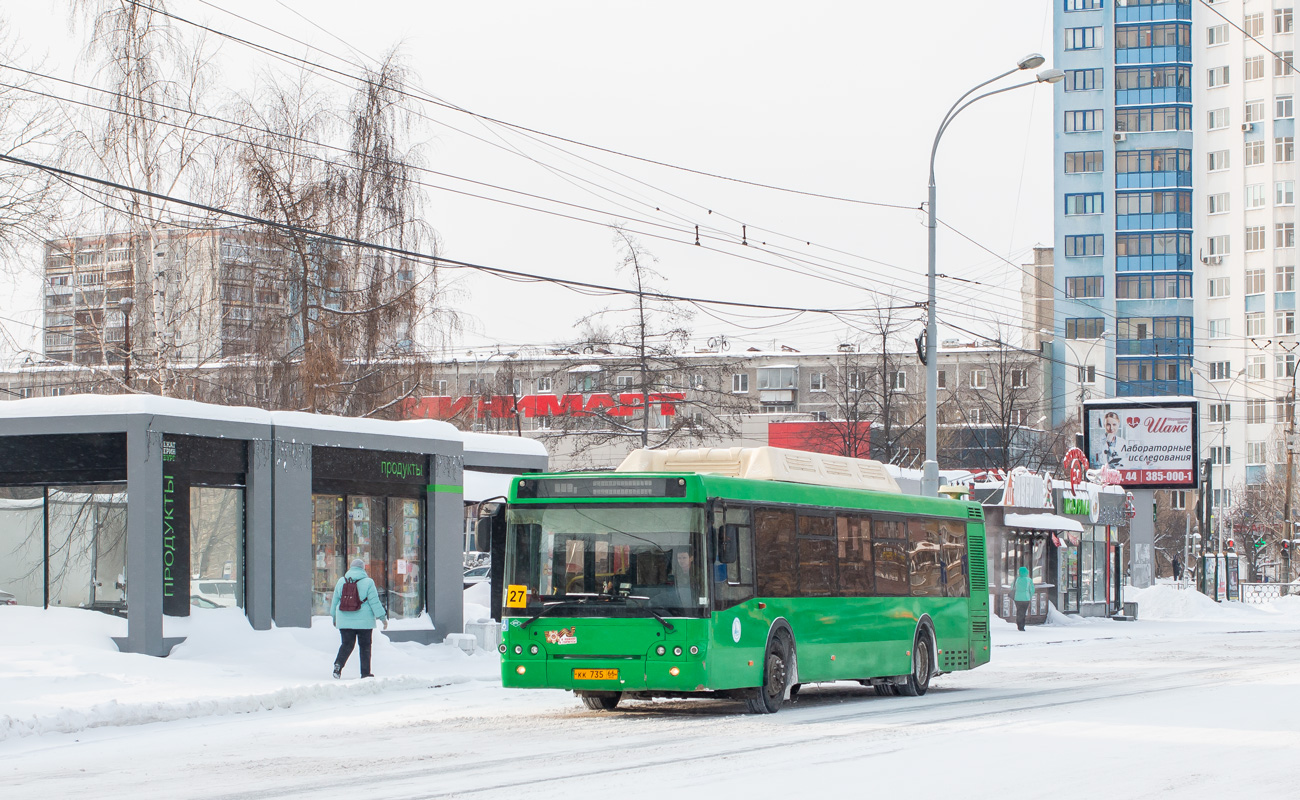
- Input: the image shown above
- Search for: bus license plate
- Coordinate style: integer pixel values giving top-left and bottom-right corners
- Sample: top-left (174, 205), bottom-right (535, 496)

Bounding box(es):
top-left (573, 669), bottom-right (618, 681)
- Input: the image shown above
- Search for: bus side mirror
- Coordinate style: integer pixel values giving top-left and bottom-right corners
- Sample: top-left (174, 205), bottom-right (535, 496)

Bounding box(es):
top-left (717, 524), bottom-right (739, 564)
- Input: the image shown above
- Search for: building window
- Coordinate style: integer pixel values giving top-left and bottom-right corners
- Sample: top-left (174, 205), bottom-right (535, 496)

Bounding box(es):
top-left (1115, 148), bottom-right (1190, 174)
top-left (1209, 319), bottom-right (1231, 339)
top-left (1065, 109), bottom-right (1102, 132)
top-left (756, 367), bottom-right (797, 390)
top-left (1279, 95), bottom-right (1295, 119)
top-left (1208, 277), bottom-right (1231, 297)
top-left (1279, 181), bottom-right (1296, 206)
top-left (1278, 264), bottom-right (1295, 291)
top-left (1207, 24), bottom-right (1229, 46)
top-left (1208, 403), bottom-right (1231, 423)
top-left (1246, 184), bottom-right (1267, 208)
top-left (1011, 369), bottom-right (1028, 389)
top-left (1065, 318), bottom-right (1105, 339)
top-left (1116, 106), bottom-right (1190, 132)
top-left (1208, 361), bottom-right (1232, 381)
top-left (536, 376), bottom-right (552, 393)
top-left (847, 372), bottom-right (867, 391)
top-left (1065, 151), bottom-right (1103, 173)
top-left (534, 414), bottom-right (552, 430)
top-left (1078, 365), bottom-right (1096, 384)
top-left (1278, 222), bottom-right (1296, 248)
top-left (615, 374), bottom-right (634, 389)
top-left (1208, 150), bottom-right (1230, 171)
top-left (1246, 140), bottom-right (1267, 165)
top-left (1246, 269), bottom-right (1267, 294)
top-left (1210, 446), bottom-right (1232, 466)
top-left (1277, 396), bottom-right (1295, 424)
top-left (1245, 55), bottom-right (1266, 81)
top-left (1278, 353), bottom-right (1298, 378)
top-left (731, 373), bottom-right (749, 393)
top-left (1207, 67), bottom-right (1230, 88)
top-left (1248, 354), bottom-right (1267, 379)
top-left (1247, 312), bottom-right (1266, 337)
top-left (1248, 441), bottom-right (1268, 465)
top-left (689, 374), bottom-right (704, 390)
top-left (1115, 190), bottom-right (1190, 216)
top-left (969, 370), bottom-right (988, 390)
top-left (1245, 13), bottom-right (1265, 38)
top-left (1065, 276), bottom-right (1104, 298)
top-left (1246, 399), bottom-right (1268, 424)
top-left (1278, 51), bottom-right (1296, 77)
top-left (1115, 232), bottom-right (1191, 257)
top-left (1278, 7), bottom-right (1295, 34)
top-left (1278, 137), bottom-right (1296, 163)
top-left (1117, 274), bottom-right (1191, 299)
top-left (1208, 193), bottom-right (1230, 214)
top-left (1064, 0), bottom-right (1103, 9)
top-left (1065, 235), bottom-right (1104, 257)
top-left (1278, 310), bottom-right (1297, 335)
top-left (1245, 100), bottom-right (1266, 122)
top-left (1208, 235), bottom-right (1231, 256)
top-left (1065, 27), bottom-right (1101, 50)
top-left (1065, 193), bottom-right (1104, 215)
top-left (890, 371), bottom-right (906, 392)
top-left (1208, 108), bottom-right (1230, 129)
top-left (1170, 491), bottom-right (1186, 510)
top-left (1115, 22), bottom-right (1189, 50)
top-left (1065, 69), bottom-right (1102, 92)
top-left (936, 370), bottom-right (947, 390)
top-left (809, 372), bottom-right (826, 392)
top-left (1246, 226), bottom-right (1268, 252)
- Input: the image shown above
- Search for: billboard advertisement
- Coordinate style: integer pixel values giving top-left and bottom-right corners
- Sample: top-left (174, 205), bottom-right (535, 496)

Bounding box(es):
top-left (1083, 399), bottom-right (1199, 489)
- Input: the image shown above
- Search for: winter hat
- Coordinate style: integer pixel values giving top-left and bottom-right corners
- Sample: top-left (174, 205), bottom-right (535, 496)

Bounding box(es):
top-left (350, 558), bottom-right (365, 570)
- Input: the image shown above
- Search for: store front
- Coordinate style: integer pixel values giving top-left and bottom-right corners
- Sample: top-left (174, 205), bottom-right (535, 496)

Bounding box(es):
top-left (1055, 482), bottom-right (1129, 617)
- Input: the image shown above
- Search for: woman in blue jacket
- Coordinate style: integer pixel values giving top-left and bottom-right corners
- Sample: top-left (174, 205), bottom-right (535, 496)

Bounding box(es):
top-left (331, 558), bottom-right (389, 678)
top-left (1014, 566), bottom-right (1034, 631)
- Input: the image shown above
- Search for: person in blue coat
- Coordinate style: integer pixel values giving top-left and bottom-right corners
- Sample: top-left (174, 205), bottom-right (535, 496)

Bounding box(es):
top-left (331, 558), bottom-right (388, 678)
top-left (1013, 566), bottom-right (1034, 631)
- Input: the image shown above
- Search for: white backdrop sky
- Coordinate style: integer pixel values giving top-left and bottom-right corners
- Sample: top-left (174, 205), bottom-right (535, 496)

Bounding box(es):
top-left (0, 1), bottom-right (1056, 359)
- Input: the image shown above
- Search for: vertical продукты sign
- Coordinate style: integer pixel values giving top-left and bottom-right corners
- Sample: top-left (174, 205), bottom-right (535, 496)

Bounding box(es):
top-left (1082, 398), bottom-right (1199, 490)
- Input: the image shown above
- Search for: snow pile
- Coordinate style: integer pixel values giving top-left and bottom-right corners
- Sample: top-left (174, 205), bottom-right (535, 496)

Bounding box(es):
top-left (1044, 602), bottom-right (1089, 627)
top-left (0, 598), bottom-right (502, 742)
top-left (464, 581), bottom-right (492, 622)
top-left (1126, 584), bottom-right (1274, 621)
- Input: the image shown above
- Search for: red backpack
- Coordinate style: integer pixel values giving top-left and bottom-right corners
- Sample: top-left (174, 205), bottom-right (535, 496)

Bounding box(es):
top-left (338, 577), bottom-right (363, 612)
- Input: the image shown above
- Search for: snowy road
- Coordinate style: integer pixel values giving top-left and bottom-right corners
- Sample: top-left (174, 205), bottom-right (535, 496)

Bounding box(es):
top-left (5, 622), bottom-right (1300, 799)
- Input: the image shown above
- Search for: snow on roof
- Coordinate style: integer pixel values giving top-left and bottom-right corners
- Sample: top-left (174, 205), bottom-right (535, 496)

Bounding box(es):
top-left (460, 431), bottom-right (547, 457)
top-left (1004, 512), bottom-right (1084, 533)
top-left (1082, 395), bottom-right (1195, 407)
top-left (269, 410), bottom-right (458, 441)
top-left (0, 393), bottom-right (270, 425)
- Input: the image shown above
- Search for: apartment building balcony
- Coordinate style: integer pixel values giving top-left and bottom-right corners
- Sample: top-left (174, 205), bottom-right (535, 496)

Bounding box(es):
top-left (1115, 336), bottom-right (1193, 356)
top-left (1115, 87), bottom-right (1191, 106)
top-left (1116, 212), bottom-right (1192, 230)
top-left (1117, 379), bottom-right (1192, 396)
top-left (1116, 254), bottom-right (1191, 272)
top-left (1115, 169), bottom-right (1191, 189)
top-left (1114, 2), bottom-right (1191, 24)
top-left (1115, 46), bottom-right (1190, 65)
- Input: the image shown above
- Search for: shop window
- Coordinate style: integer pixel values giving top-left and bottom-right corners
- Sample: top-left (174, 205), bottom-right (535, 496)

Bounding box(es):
top-left (387, 498), bottom-right (423, 619)
top-left (190, 487), bottom-right (244, 609)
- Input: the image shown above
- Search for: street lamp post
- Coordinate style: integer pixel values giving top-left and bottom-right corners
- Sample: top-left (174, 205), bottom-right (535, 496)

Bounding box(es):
top-left (1192, 367), bottom-right (1246, 557)
top-left (923, 57), bottom-right (1065, 496)
top-left (118, 296), bottom-right (134, 390)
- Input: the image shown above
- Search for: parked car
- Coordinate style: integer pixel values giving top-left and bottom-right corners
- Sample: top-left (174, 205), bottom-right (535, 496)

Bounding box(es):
top-left (190, 595), bottom-right (223, 609)
top-left (463, 565), bottom-right (491, 589)
top-left (0, 589), bottom-right (17, 606)
top-left (192, 579), bottom-right (239, 608)
top-left (463, 551), bottom-right (490, 569)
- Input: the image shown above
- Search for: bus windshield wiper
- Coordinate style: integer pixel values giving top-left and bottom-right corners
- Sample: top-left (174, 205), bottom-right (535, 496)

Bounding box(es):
top-left (519, 598), bottom-right (593, 628)
top-left (517, 594), bottom-right (675, 632)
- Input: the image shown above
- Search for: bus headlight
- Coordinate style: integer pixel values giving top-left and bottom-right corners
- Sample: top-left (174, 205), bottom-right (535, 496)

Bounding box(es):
top-left (516, 666), bottom-right (526, 675)
top-left (669, 667), bottom-right (680, 676)
top-left (514, 645), bottom-right (523, 655)
top-left (530, 644), bottom-right (539, 655)
top-left (673, 646), bottom-right (683, 657)
top-left (689, 646), bottom-right (699, 655)
top-left (498, 644), bottom-right (507, 654)
top-left (656, 645), bottom-right (666, 656)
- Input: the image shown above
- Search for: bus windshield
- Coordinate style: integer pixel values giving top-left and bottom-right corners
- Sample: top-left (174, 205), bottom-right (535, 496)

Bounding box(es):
top-left (504, 504), bottom-right (707, 617)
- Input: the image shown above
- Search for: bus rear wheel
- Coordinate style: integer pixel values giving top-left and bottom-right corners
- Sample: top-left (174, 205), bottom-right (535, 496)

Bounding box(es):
top-left (579, 691), bottom-right (623, 711)
top-left (745, 630), bottom-right (792, 714)
top-left (898, 631), bottom-right (932, 697)
top-left (874, 683), bottom-right (898, 696)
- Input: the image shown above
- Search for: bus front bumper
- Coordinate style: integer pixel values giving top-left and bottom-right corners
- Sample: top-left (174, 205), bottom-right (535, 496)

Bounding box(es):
top-left (502, 656), bottom-right (708, 693)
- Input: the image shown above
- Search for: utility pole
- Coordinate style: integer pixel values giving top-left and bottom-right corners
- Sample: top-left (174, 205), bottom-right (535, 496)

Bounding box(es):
top-left (1284, 371), bottom-right (1297, 583)
top-left (119, 296), bottom-right (134, 390)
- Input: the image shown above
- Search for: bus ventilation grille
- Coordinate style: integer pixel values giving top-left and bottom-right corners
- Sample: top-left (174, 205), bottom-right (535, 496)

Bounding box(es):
top-left (970, 619), bottom-right (988, 637)
top-left (941, 649), bottom-right (970, 671)
top-left (966, 506), bottom-right (984, 520)
top-left (967, 536), bottom-right (988, 592)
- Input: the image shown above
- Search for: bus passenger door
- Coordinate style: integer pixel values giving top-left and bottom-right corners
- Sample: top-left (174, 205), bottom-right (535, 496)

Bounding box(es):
top-left (710, 503), bottom-right (763, 689)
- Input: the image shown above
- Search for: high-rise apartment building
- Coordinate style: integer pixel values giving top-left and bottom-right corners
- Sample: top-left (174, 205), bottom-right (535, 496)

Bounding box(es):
top-left (1052, 0), bottom-right (1300, 504)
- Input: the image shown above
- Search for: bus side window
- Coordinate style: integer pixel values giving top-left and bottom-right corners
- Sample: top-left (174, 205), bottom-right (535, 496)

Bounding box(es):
top-left (872, 518), bottom-right (908, 596)
top-left (907, 520), bottom-right (944, 598)
top-left (836, 514), bottom-right (873, 596)
top-left (714, 505), bottom-right (754, 610)
top-left (755, 508), bottom-right (796, 597)
top-left (796, 513), bottom-right (836, 597)
top-left (941, 522), bottom-right (969, 597)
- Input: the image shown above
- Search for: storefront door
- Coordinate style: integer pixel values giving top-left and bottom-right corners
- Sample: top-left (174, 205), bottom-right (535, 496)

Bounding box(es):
top-left (310, 492), bottom-right (424, 619)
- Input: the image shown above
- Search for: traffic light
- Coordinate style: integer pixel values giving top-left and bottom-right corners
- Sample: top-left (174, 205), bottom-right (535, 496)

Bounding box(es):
top-left (1225, 537), bottom-right (1236, 552)
top-left (1283, 540), bottom-right (1292, 559)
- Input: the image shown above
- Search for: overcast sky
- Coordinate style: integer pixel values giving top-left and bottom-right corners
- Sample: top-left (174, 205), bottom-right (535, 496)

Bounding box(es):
top-left (1, 0), bottom-right (1055, 359)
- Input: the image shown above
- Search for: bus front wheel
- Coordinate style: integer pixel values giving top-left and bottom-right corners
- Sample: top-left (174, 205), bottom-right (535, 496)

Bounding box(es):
top-left (898, 630), bottom-right (932, 697)
top-left (746, 630), bottom-right (792, 714)
top-left (579, 691), bottom-right (622, 711)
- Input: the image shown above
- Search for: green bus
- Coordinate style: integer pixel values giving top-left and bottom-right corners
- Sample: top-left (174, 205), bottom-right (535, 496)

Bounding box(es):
top-left (498, 447), bottom-right (990, 713)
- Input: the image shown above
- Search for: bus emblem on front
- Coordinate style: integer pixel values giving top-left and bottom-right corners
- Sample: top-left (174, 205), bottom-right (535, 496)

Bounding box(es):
top-left (546, 627), bottom-right (577, 645)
